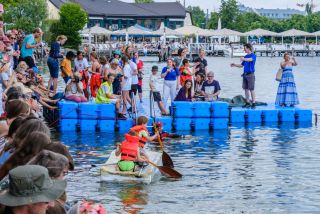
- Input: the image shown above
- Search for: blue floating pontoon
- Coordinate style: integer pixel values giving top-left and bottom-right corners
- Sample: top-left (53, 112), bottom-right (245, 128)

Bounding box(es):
top-left (44, 100), bottom-right (313, 132)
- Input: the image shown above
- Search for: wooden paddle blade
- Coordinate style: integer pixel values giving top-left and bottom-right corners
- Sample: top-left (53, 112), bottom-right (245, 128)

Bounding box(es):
top-left (162, 151), bottom-right (174, 168)
top-left (158, 166), bottom-right (182, 178)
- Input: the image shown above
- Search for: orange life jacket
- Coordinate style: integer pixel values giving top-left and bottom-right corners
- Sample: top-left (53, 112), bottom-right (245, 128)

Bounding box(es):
top-left (120, 134), bottom-right (139, 161)
top-left (130, 125), bottom-right (148, 148)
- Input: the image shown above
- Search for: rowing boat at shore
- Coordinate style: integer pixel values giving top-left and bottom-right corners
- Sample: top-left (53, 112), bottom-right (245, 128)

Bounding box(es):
top-left (100, 150), bottom-right (162, 184)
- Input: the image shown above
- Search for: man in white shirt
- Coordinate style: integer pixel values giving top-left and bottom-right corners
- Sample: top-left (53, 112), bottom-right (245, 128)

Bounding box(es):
top-left (74, 51), bottom-right (89, 72)
top-left (74, 51), bottom-right (89, 98)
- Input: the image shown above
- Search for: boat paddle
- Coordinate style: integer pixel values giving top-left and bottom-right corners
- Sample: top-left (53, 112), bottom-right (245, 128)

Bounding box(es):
top-left (153, 122), bottom-right (174, 168)
top-left (147, 160), bottom-right (182, 179)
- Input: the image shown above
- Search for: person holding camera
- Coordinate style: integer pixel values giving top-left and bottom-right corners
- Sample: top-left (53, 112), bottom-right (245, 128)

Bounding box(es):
top-left (65, 72), bottom-right (87, 103)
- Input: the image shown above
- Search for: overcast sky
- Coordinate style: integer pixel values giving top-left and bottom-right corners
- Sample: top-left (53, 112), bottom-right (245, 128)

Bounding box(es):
top-left (123, 0), bottom-right (311, 12)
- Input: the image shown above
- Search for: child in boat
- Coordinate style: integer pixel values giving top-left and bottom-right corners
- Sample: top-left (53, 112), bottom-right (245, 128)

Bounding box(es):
top-left (130, 116), bottom-right (159, 148)
top-left (115, 131), bottom-right (149, 172)
top-left (153, 122), bottom-right (192, 142)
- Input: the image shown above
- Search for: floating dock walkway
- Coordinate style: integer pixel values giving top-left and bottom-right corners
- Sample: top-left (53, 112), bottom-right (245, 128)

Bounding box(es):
top-left (43, 100), bottom-right (312, 132)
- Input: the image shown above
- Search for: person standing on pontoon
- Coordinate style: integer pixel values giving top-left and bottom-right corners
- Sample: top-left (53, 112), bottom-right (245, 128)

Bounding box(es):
top-left (275, 53), bottom-right (299, 107)
top-left (230, 43), bottom-right (257, 108)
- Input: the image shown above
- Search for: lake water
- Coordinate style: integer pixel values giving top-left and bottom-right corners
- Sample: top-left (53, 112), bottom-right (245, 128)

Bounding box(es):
top-left (51, 56), bottom-right (320, 213)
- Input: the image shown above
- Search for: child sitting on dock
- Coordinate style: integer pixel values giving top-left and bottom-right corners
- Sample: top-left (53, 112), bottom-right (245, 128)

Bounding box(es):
top-left (152, 122), bottom-right (192, 142)
top-left (115, 131), bottom-right (149, 172)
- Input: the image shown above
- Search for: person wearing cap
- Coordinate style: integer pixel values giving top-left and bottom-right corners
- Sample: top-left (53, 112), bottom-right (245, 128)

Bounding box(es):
top-left (20, 28), bottom-right (43, 70)
top-left (149, 65), bottom-right (169, 115)
top-left (0, 165), bottom-right (66, 214)
top-left (113, 50), bottom-right (122, 59)
top-left (152, 122), bottom-right (192, 143)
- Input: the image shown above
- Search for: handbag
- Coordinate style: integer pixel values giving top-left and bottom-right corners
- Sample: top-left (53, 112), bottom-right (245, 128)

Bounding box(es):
top-left (275, 68), bottom-right (283, 82)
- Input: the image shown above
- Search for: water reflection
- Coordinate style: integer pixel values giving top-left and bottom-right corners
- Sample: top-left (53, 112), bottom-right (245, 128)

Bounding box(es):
top-left (99, 183), bottom-right (148, 214)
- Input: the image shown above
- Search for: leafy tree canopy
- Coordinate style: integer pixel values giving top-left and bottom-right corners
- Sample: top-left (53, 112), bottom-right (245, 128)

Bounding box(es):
top-left (187, 6), bottom-right (206, 28)
top-left (3, 0), bottom-right (47, 33)
top-left (50, 2), bottom-right (87, 49)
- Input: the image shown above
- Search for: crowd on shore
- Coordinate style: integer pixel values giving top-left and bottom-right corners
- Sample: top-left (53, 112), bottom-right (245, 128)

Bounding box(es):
top-left (0, 1), bottom-right (302, 211)
top-left (0, 4), bottom-right (109, 213)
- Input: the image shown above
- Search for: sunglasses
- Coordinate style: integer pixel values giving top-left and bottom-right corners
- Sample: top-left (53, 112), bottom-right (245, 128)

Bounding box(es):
top-left (10, 37), bottom-right (16, 39)
top-left (207, 76), bottom-right (214, 78)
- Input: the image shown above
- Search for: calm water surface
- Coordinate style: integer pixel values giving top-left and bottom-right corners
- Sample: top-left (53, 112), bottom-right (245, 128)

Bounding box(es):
top-left (49, 56), bottom-right (320, 213)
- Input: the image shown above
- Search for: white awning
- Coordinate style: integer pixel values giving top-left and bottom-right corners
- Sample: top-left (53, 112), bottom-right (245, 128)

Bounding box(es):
top-left (243, 28), bottom-right (279, 37)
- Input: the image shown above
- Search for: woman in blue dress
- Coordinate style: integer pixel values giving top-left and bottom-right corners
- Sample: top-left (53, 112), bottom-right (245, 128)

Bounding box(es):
top-left (275, 53), bottom-right (299, 107)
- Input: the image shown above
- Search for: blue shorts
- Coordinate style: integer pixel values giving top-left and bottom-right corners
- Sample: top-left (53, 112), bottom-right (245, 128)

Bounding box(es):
top-left (47, 57), bottom-right (59, 78)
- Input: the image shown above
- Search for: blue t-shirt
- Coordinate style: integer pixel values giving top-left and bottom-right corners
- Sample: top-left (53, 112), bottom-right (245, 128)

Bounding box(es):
top-left (161, 66), bottom-right (180, 81)
top-left (21, 34), bottom-right (35, 58)
top-left (241, 53), bottom-right (256, 73)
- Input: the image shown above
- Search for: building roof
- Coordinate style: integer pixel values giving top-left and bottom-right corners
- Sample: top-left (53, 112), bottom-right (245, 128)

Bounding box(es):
top-left (49, 0), bottom-right (186, 18)
top-left (132, 2), bottom-right (186, 17)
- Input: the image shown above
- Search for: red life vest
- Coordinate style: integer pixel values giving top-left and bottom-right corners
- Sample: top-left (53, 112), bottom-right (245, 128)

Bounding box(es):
top-left (89, 73), bottom-right (101, 97)
top-left (120, 134), bottom-right (139, 161)
top-left (180, 66), bottom-right (192, 86)
top-left (130, 125), bottom-right (148, 148)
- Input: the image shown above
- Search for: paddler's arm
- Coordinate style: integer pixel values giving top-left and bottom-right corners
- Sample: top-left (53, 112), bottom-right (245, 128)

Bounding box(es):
top-left (145, 132), bottom-right (159, 141)
top-left (137, 148), bottom-right (149, 162)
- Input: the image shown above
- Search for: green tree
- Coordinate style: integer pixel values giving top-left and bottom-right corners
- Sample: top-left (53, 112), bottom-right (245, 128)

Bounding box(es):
top-left (0, 0), bottom-right (21, 9)
top-left (306, 13), bottom-right (320, 32)
top-left (208, 12), bottom-right (219, 29)
top-left (3, 0), bottom-right (47, 33)
top-left (283, 14), bottom-right (307, 31)
top-left (187, 6), bottom-right (206, 28)
top-left (50, 2), bottom-right (87, 49)
top-left (219, 0), bottom-right (239, 29)
top-left (134, 0), bottom-right (154, 3)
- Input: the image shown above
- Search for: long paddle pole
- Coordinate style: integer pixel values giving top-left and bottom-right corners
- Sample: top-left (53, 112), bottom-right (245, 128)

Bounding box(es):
top-left (147, 160), bottom-right (182, 179)
top-left (151, 93), bottom-right (174, 168)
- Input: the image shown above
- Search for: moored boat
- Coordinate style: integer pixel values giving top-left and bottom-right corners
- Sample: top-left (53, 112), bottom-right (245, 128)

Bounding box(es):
top-left (100, 150), bottom-right (162, 184)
